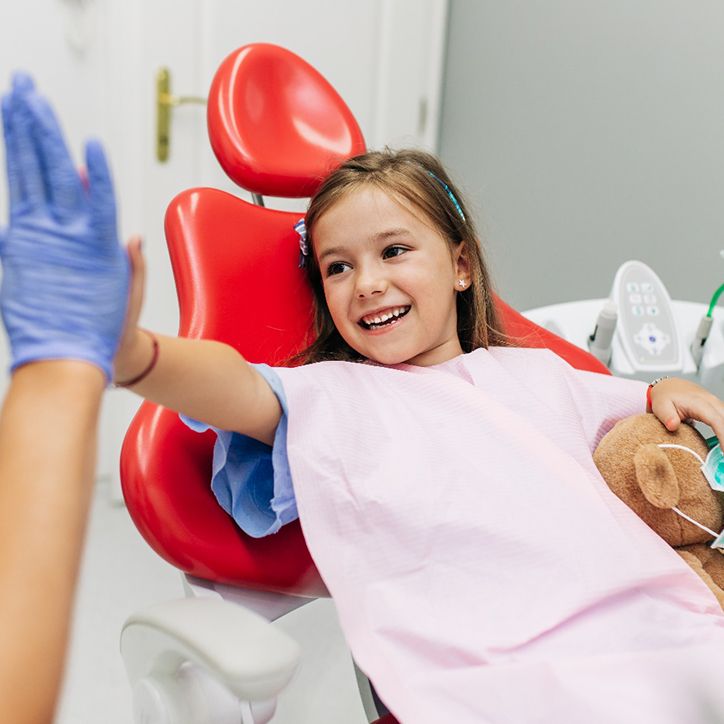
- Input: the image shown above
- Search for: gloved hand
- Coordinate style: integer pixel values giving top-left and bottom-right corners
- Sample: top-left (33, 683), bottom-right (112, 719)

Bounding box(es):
top-left (0, 73), bottom-right (129, 381)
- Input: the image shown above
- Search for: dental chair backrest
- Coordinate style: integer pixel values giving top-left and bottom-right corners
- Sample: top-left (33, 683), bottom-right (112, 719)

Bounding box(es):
top-left (120, 43), bottom-right (610, 598)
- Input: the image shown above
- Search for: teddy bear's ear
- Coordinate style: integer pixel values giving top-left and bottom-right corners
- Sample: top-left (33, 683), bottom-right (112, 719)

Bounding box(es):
top-left (633, 443), bottom-right (681, 509)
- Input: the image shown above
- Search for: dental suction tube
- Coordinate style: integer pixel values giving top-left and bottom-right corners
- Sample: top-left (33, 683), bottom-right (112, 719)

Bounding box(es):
top-left (588, 301), bottom-right (618, 367)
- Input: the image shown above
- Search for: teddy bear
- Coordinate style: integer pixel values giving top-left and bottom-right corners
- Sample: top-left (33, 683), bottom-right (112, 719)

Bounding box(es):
top-left (593, 413), bottom-right (724, 609)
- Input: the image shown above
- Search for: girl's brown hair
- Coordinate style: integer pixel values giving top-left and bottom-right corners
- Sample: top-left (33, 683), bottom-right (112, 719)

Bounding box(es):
top-left (292, 148), bottom-right (509, 364)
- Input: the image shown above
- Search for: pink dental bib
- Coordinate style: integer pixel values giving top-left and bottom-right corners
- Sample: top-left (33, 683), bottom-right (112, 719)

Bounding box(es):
top-left (274, 348), bottom-right (724, 723)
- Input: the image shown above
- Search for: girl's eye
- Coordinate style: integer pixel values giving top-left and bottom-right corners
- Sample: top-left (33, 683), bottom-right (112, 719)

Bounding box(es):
top-left (383, 245), bottom-right (408, 259)
top-left (326, 261), bottom-right (351, 277)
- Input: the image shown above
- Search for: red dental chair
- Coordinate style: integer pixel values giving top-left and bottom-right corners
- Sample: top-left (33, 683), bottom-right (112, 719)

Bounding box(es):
top-left (119, 43), bottom-right (609, 724)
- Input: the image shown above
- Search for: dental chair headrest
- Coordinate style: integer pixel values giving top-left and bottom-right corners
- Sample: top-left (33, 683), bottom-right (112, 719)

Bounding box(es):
top-left (207, 43), bottom-right (366, 198)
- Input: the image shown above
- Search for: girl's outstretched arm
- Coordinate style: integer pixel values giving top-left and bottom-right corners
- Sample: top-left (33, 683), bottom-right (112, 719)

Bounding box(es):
top-left (114, 239), bottom-right (282, 445)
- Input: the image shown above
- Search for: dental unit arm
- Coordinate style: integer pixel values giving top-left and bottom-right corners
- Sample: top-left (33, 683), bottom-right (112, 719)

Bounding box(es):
top-left (523, 260), bottom-right (724, 400)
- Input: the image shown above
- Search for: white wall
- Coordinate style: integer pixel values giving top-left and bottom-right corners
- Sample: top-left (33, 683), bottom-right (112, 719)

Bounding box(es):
top-left (440, 0), bottom-right (724, 311)
top-left (0, 3), bottom-right (108, 188)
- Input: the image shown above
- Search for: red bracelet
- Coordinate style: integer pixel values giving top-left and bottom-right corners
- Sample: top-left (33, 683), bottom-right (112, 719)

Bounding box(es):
top-left (646, 376), bottom-right (669, 413)
top-left (114, 330), bottom-right (159, 388)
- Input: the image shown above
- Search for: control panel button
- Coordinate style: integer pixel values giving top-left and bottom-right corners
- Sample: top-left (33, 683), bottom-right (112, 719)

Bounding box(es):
top-left (634, 323), bottom-right (670, 355)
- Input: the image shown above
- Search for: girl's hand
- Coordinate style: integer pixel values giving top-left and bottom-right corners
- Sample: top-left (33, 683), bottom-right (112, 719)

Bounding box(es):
top-left (649, 377), bottom-right (724, 442)
top-left (112, 235), bottom-right (149, 382)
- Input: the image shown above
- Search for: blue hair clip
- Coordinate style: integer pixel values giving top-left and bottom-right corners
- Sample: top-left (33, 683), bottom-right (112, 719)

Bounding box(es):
top-left (428, 172), bottom-right (466, 222)
top-left (295, 217), bottom-right (309, 268)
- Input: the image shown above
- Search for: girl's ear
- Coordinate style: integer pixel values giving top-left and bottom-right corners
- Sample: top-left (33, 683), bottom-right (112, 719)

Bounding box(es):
top-left (453, 242), bottom-right (471, 284)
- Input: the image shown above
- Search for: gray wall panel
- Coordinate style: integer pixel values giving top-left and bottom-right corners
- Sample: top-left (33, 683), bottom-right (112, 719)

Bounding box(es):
top-left (439, 0), bottom-right (724, 311)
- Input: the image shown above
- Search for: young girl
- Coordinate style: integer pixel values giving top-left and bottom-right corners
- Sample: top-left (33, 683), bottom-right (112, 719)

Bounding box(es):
top-left (116, 149), bottom-right (724, 723)
top-left (8, 79), bottom-right (724, 722)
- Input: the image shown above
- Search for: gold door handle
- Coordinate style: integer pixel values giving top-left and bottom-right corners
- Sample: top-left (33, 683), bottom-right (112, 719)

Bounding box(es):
top-left (156, 67), bottom-right (207, 163)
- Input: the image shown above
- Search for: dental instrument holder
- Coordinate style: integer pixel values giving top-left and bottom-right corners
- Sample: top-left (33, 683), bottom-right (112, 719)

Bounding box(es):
top-left (691, 315), bottom-right (713, 367)
top-left (587, 300), bottom-right (618, 366)
top-left (523, 260), bottom-right (724, 401)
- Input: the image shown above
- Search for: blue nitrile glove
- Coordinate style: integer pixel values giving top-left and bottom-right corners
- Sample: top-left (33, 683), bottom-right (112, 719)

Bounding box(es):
top-left (0, 73), bottom-right (129, 381)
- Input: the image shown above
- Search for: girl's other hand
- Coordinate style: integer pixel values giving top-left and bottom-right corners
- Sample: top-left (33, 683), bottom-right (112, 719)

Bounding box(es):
top-left (649, 377), bottom-right (724, 443)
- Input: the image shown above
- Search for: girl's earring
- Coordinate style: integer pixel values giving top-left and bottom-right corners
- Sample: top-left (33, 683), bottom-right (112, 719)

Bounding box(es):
top-left (457, 279), bottom-right (466, 289)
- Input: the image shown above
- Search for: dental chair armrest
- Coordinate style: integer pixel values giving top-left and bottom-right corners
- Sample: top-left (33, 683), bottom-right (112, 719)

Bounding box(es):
top-left (121, 598), bottom-right (301, 702)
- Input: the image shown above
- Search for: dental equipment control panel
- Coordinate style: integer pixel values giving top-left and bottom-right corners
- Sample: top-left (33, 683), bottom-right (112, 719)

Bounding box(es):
top-left (523, 260), bottom-right (724, 400)
top-left (611, 261), bottom-right (680, 373)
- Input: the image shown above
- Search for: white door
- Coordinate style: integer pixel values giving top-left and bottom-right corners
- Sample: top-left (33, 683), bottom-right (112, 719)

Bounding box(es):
top-left (88, 0), bottom-right (450, 494)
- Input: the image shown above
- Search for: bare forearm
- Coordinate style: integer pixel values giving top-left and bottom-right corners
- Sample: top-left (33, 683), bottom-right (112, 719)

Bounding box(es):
top-left (115, 331), bottom-right (279, 442)
top-left (0, 361), bottom-right (104, 724)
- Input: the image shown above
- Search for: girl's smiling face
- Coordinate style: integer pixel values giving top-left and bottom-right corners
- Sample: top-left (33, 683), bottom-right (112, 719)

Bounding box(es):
top-left (313, 185), bottom-right (469, 367)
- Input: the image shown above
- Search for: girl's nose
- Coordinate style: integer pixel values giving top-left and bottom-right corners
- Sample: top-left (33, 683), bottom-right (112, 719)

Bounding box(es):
top-left (355, 266), bottom-right (387, 298)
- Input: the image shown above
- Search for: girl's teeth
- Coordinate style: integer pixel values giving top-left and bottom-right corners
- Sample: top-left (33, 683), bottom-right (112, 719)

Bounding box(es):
top-left (361, 306), bottom-right (410, 327)
top-left (370, 309), bottom-right (395, 324)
